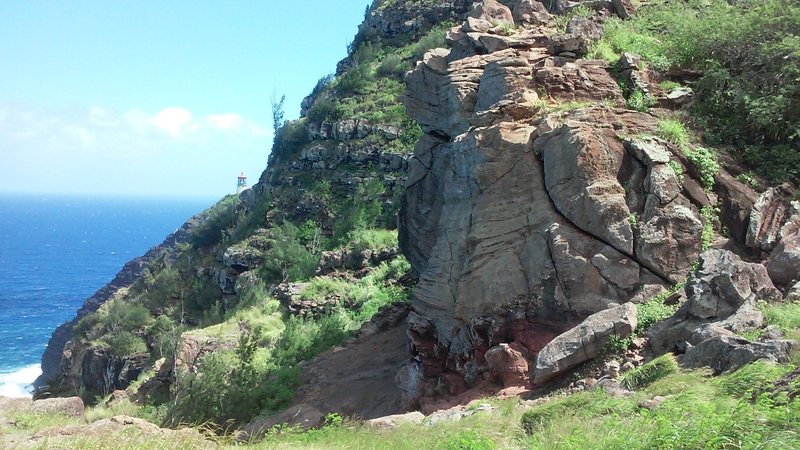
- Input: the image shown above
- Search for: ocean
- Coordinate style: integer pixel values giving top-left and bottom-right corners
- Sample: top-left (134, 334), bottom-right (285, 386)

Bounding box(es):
top-left (0, 193), bottom-right (215, 398)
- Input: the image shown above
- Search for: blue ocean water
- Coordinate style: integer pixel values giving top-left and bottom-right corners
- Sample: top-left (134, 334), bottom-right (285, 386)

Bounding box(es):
top-left (0, 193), bottom-right (215, 397)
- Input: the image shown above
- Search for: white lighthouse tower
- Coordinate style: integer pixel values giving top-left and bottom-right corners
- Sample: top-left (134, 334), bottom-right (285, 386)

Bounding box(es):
top-left (236, 172), bottom-right (248, 194)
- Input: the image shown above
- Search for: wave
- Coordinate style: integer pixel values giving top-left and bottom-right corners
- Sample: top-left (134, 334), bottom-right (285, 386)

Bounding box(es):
top-left (0, 364), bottom-right (41, 398)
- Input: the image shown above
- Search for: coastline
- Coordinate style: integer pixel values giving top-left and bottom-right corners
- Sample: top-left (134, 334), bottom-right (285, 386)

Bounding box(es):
top-left (0, 364), bottom-right (41, 398)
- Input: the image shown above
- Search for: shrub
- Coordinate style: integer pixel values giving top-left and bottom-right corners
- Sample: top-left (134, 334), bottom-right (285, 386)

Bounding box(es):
top-left (190, 195), bottom-right (239, 248)
top-left (592, 0), bottom-right (800, 185)
top-left (377, 53), bottom-right (410, 78)
top-left (272, 119), bottom-right (310, 160)
top-left (104, 300), bottom-right (152, 332)
top-left (345, 229), bottom-right (397, 252)
top-left (637, 284), bottom-right (682, 331)
top-left (658, 80), bottom-right (682, 91)
top-left (336, 62), bottom-right (374, 96)
top-left (307, 96), bottom-right (344, 124)
top-left (105, 331), bottom-right (147, 358)
top-left (261, 221), bottom-right (318, 283)
top-left (686, 147), bottom-right (720, 190)
top-left (620, 354), bottom-right (679, 390)
top-left (656, 119), bottom-right (690, 148)
top-left (413, 24), bottom-right (449, 61)
top-left (626, 90), bottom-right (655, 112)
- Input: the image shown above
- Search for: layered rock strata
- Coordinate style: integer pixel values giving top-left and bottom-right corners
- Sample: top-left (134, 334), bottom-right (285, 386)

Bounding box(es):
top-left (398, 1), bottom-right (712, 407)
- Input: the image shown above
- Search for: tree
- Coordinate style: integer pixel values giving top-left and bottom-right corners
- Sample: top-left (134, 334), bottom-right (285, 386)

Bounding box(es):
top-left (271, 92), bottom-right (286, 136)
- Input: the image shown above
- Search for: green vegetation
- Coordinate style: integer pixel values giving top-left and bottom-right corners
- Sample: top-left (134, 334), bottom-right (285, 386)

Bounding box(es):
top-left (620, 354), bottom-right (679, 390)
top-left (656, 119), bottom-right (689, 149)
top-left (553, 5), bottom-right (593, 33)
top-left (625, 90), bottom-right (655, 112)
top-left (590, 0), bottom-right (800, 185)
top-left (686, 147), bottom-right (720, 190)
top-left (413, 23), bottom-right (450, 61)
top-left (667, 160), bottom-right (685, 185)
top-left (522, 361), bottom-right (800, 449)
top-left (700, 205), bottom-right (720, 251)
top-left (190, 195), bottom-right (240, 248)
top-left (737, 172), bottom-right (761, 190)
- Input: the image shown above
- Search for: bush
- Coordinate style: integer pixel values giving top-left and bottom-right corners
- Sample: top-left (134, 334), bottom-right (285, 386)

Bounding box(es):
top-left (668, 160), bottom-right (685, 185)
top-left (336, 62), bottom-right (374, 96)
top-left (190, 195), bottom-right (239, 248)
top-left (620, 354), bottom-right (678, 390)
top-left (413, 25), bottom-right (449, 61)
top-left (700, 205), bottom-right (719, 251)
top-left (105, 331), bottom-right (147, 358)
top-left (272, 119), bottom-right (310, 160)
top-left (104, 301), bottom-right (152, 332)
top-left (345, 229), bottom-right (397, 252)
top-left (261, 221), bottom-right (319, 283)
top-left (636, 283), bottom-right (683, 331)
top-left (626, 90), bottom-right (655, 112)
top-left (686, 147), bottom-right (720, 190)
top-left (307, 96), bottom-right (344, 124)
top-left (377, 53), bottom-right (410, 78)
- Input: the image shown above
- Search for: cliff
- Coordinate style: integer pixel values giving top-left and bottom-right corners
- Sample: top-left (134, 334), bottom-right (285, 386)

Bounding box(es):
top-left (28, 0), bottom-right (800, 444)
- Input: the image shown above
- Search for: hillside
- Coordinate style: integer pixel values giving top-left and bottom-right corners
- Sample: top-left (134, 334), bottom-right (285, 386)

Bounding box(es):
top-left (7, 0), bottom-right (800, 449)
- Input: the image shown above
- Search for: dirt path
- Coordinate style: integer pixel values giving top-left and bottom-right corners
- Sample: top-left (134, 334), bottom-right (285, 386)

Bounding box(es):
top-left (290, 323), bottom-right (408, 420)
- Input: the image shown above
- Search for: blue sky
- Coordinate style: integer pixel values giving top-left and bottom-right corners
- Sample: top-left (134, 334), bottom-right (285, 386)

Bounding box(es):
top-left (0, 1), bottom-right (370, 198)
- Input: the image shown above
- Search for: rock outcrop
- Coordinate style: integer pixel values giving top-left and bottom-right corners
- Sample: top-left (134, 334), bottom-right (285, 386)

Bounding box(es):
top-left (532, 303), bottom-right (637, 384)
top-left (397, 3), bottom-right (710, 407)
top-left (649, 249), bottom-right (792, 373)
top-left (35, 218), bottom-right (199, 390)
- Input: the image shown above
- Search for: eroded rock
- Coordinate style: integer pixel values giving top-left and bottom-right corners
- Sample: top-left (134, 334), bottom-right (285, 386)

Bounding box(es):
top-left (532, 303), bottom-right (637, 385)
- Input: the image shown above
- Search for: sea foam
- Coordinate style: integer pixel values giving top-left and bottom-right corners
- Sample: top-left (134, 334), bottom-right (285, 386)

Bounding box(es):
top-left (0, 364), bottom-right (41, 398)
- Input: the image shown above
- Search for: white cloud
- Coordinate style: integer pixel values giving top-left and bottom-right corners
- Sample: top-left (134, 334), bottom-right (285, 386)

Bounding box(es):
top-left (150, 107), bottom-right (193, 136)
top-left (207, 113), bottom-right (243, 131)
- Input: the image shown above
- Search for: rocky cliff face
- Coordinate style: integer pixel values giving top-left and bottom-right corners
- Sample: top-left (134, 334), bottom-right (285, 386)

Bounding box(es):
top-left (396, 0), bottom-right (798, 408)
top-left (35, 0), bottom-right (481, 408)
top-left (35, 218), bottom-right (199, 390)
top-left (35, 0), bottom-right (800, 429)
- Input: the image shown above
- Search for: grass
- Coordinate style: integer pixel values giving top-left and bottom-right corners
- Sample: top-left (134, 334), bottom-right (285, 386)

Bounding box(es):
top-left (620, 354), bottom-right (679, 390)
top-left (522, 362), bottom-right (800, 449)
top-left (700, 205), bottom-right (720, 251)
top-left (656, 119), bottom-right (690, 149)
top-left (588, 0), bottom-right (800, 185)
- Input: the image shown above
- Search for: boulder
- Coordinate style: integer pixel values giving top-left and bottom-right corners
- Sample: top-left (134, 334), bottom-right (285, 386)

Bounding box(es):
top-left (747, 186), bottom-right (796, 252)
top-left (223, 243), bottom-right (265, 273)
top-left (512, 0), bottom-right (551, 24)
top-left (367, 411), bottom-right (425, 429)
top-left (532, 303), bottom-right (637, 385)
top-left (566, 17), bottom-right (602, 42)
top-left (484, 342), bottom-right (530, 387)
top-left (684, 249), bottom-right (781, 320)
top-left (241, 404), bottom-right (324, 439)
top-left (665, 87), bottom-right (694, 107)
top-left (681, 334), bottom-right (793, 375)
top-left (766, 203), bottom-right (800, 285)
top-left (649, 250), bottom-right (784, 362)
top-left (533, 59), bottom-right (623, 103)
top-left (26, 397), bottom-right (85, 418)
top-left (469, 0), bottom-right (514, 26)
top-left (547, 33), bottom-right (589, 56)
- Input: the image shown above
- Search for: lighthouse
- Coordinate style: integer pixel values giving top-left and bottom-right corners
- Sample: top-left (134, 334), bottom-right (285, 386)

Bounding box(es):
top-left (236, 172), bottom-right (248, 194)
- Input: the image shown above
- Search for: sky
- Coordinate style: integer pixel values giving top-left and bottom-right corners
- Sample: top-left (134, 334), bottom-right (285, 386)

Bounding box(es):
top-left (0, 1), bottom-right (370, 198)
